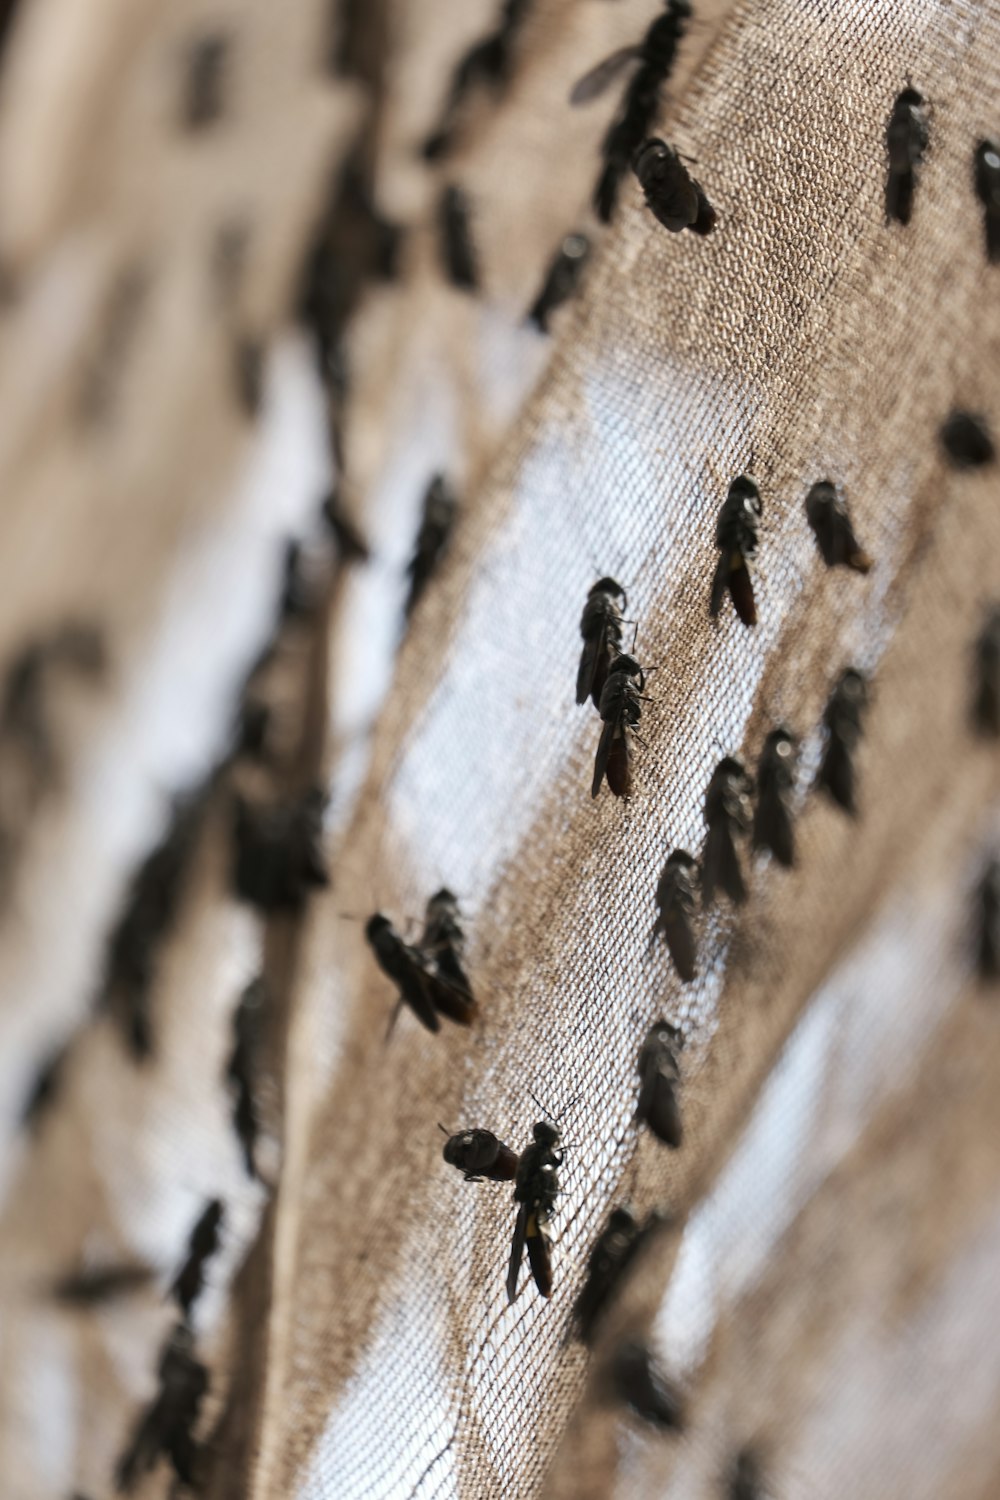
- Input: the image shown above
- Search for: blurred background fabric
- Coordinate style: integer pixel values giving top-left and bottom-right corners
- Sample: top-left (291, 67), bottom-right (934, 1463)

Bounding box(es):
top-left (0, 1), bottom-right (998, 1498)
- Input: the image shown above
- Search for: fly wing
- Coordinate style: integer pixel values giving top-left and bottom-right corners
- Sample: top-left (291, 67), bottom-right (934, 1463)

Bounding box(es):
top-left (703, 818), bottom-right (746, 905)
top-left (506, 1202), bottom-right (529, 1303)
top-left (661, 906), bottom-right (697, 981)
top-left (727, 558), bottom-right (757, 626)
top-left (648, 1075), bottom-right (683, 1148)
top-left (709, 552), bottom-right (730, 618)
top-left (525, 1215), bottom-right (554, 1298)
top-left (424, 968), bottom-right (476, 1025)
top-left (605, 728), bottom-right (632, 799)
top-left (592, 717), bottom-right (616, 798)
top-left (752, 789), bottom-right (795, 867)
top-left (398, 966), bottom-right (443, 1032)
top-left (818, 735), bottom-right (856, 814)
top-left (569, 46), bottom-right (640, 106)
top-left (886, 166), bottom-right (915, 225)
top-left (576, 632), bottom-right (604, 705)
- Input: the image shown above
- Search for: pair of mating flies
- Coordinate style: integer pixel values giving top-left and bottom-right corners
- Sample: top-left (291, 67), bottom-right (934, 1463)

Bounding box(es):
top-left (365, 890), bottom-right (476, 1033)
top-left (576, 579), bottom-right (652, 800)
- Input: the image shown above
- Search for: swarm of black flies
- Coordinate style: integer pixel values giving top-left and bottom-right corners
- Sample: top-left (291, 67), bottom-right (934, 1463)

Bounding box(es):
top-left (405, 474), bottom-right (458, 618)
top-left (633, 138), bottom-right (716, 234)
top-left (816, 668), bottom-right (868, 815)
top-left (577, 577), bottom-right (628, 712)
top-left (230, 787), bottom-right (329, 913)
top-left (528, 233), bottom-right (591, 331)
top-left (727, 1444), bottom-right (769, 1500)
top-left (974, 138), bottom-right (1000, 263)
top-left (420, 888), bottom-right (475, 1000)
top-left (438, 185), bottom-right (479, 292)
top-left (971, 605), bottom-right (1000, 736)
top-left (573, 1206), bottom-right (642, 1345)
top-left (440, 1126), bottom-right (519, 1182)
top-left (703, 756), bottom-right (754, 905)
top-left (885, 86), bottom-right (929, 225)
top-left (571, 1), bottom-right (692, 223)
top-left (170, 1199), bottom-right (224, 1319)
top-left (365, 913), bottom-right (477, 1032)
top-left (227, 978), bottom-right (267, 1179)
top-left (605, 1337), bottom-right (686, 1430)
top-left (804, 481), bottom-right (872, 573)
top-left (753, 727), bottom-right (799, 868)
top-left (421, 0), bottom-right (531, 160)
top-left (592, 654), bottom-right (649, 799)
top-left (507, 1120), bottom-right (562, 1302)
top-left (636, 1020), bottom-right (684, 1148)
top-left (711, 476), bottom-right (762, 626)
top-left (115, 1322), bottom-right (208, 1494)
top-left (51, 1264), bottom-right (154, 1306)
top-left (975, 859), bottom-right (1000, 983)
top-left (652, 850), bottom-right (699, 981)
top-left (939, 410), bottom-right (996, 469)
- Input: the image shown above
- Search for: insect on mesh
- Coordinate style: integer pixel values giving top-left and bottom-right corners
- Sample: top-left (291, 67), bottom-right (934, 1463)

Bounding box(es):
top-left (0, 1), bottom-right (998, 1499)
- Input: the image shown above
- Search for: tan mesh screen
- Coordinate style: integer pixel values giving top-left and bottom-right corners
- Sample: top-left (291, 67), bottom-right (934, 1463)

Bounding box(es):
top-left (0, 1), bottom-right (999, 1499)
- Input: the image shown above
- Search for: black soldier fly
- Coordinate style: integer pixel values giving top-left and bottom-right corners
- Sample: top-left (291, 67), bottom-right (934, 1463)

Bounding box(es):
top-left (633, 138), bottom-right (716, 234)
top-left (170, 1199), bottom-right (224, 1319)
top-left (440, 1126), bottom-right (519, 1182)
top-left (405, 474), bottom-right (458, 618)
top-left (365, 913), bottom-right (476, 1031)
top-left (577, 577), bottom-right (627, 711)
top-left (421, 0), bottom-right (531, 160)
top-left (592, 654), bottom-right (649, 799)
top-left (753, 727), bottom-right (798, 868)
top-left (607, 1337), bottom-right (685, 1429)
top-left (804, 481), bottom-right (872, 574)
top-left (703, 756), bottom-right (753, 905)
top-left (573, 1206), bottom-right (642, 1345)
top-left (636, 1020), bottom-right (684, 1148)
top-left (571, 2), bottom-right (692, 224)
top-left (231, 787), bottom-right (329, 913)
top-left (976, 859), bottom-right (1000, 983)
top-left (816, 668), bottom-right (868, 815)
top-left (507, 1120), bottom-right (562, 1302)
top-left (528, 233), bottom-right (591, 332)
top-left (652, 850), bottom-right (698, 982)
top-left (438, 185), bottom-right (479, 291)
top-left (940, 410), bottom-right (996, 469)
top-left (711, 476), bottom-right (762, 627)
top-left (885, 86), bottom-right (929, 225)
top-left (972, 604), bottom-right (1000, 736)
top-left (974, 138), bottom-right (1000, 263)
top-left (115, 1323), bottom-right (208, 1493)
top-left (420, 888), bottom-right (474, 1001)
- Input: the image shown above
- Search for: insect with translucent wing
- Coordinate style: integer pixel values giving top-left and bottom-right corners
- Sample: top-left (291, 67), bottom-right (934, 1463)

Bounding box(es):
top-left (940, 410), bottom-right (996, 470)
top-left (440, 1126), bottom-right (519, 1182)
top-left (804, 481), bottom-right (872, 573)
top-left (421, 0), bottom-right (531, 160)
top-left (573, 1207), bottom-right (666, 1345)
top-left (816, 668), bottom-right (868, 815)
top-left (420, 888), bottom-right (475, 1001)
top-left (636, 1020), bottom-right (684, 1148)
top-left (885, 86), bottom-right (929, 225)
top-left (571, 1), bottom-right (692, 224)
top-left (972, 604), bottom-right (1000, 736)
top-left (974, 139), bottom-right (1000, 263)
top-left (577, 577), bottom-right (628, 711)
top-left (753, 727), bottom-right (799, 868)
top-left (975, 859), bottom-right (1000, 983)
top-left (170, 1199), bottom-right (224, 1318)
top-left (606, 1337), bottom-right (686, 1430)
top-left (652, 850), bottom-right (698, 981)
top-left (506, 1120), bottom-right (562, 1302)
top-left (592, 654), bottom-right (650, 799)
top-left (115, 1323), bottom-right (208, 1494)
top-left (711, 476), bottom-right (762, 626)
top-left (365, 913), bottom-right (476, 1032)
top-left (406, 474), bottom-right (458, 618)
top-left (528, 233), bottom-right (591, 331)
top-left (633, 139), bottom-right (716, 235)
top-left (703, 756), bottom-right (753, 905)
top-left (438, 185), bottom-right (479, 292)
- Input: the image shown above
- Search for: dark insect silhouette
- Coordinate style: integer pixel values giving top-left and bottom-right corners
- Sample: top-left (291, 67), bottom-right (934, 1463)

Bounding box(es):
top-left (322, 488), bottom-right (370, 564)
top-left (170, 1199), bottom-right (224, 1318)
top-left (420, 888), bottom-right (474, 1000)
top-left (0, 621), bottom-right (106, 785)
top-left (20, 1038), bottom-right (73, 1132)
top-left (711, 476), bottom-right (762, 626)
top-left (227, 977), bottom-right (267, 1179)
top-left (576, 577), bottom-right (627, 711)
top-left (940, 410), bottom-right (996, 469)
top-left (753, 727), bottom-right (798, 868)
top-left (280, 537), bottom-right (327, 623)
top-left (231, 787), bottom-right (329, 913)
top-left (405, 474), bottom-right (458, 618)
top-left (703, 756), bottom-right (753, 905)
top-left (974, 138), bottom-right (1000, 263)
top-left (365, 914), bottom-right (476, 1031)
top-left (571, 2), bottom-right (692, 223)
top-left (182, 33), bottom-right (229, 129)
top-left (528, 232), bottom-right (591, 331)
top-left (51, 1264), bottom-right (154, 1306)
top-left (507, 1119), bottom-right (562, 1302)
top-left (607, 1337), bottom-right (685, 1430)
top-left (421, 0), bottom-right (531, 159)
top-left (976, 859), bottom-right (1000, 983)
top-left (438, 185), bottom-right (479, 291)
top-left (804, 481), bottom-right (872, 573)
top-left (592, 654), bottom-right (648, 799)
top-left (817, 668), bottom-right (868, 815)
top-left (573, 1206), bottom-right (642, 1345)
top-left (96, 786), bottom-right (208, 1058)
top-left (652, 850), bottom-right (698, 981)
top-left (636, 1020), bottom-right (684, 1147)
top-left (115, 1323), bottom-right (208, 1493)
top-left (633, 138), bottom-right (716, 234)
top-left (885, 86), bottom-right (929, 225)
top-left (233, 334), bottom-right (264, 418)
top-left (728, 1445), bottom-right (769, 1499)
top-left (972, 605), bottom-right (1000, 736)
top-left (441, 1127), bottom-right (519, 1182)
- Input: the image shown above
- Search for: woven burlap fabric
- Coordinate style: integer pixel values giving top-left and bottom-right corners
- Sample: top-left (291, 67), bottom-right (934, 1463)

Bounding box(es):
top-left (0, 0), bottom-right (999, 1498)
